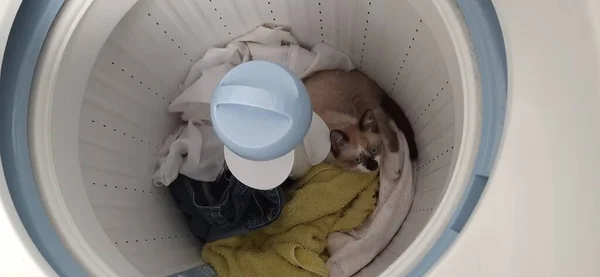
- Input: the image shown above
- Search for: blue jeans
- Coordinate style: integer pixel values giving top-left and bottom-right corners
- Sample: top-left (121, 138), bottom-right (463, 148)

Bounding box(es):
top-left (169, 170), bottom-right (288, 243)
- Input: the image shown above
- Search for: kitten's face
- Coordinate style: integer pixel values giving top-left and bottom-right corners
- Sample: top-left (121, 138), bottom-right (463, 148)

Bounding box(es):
top-left (329, 110), bottom-right (383, 173)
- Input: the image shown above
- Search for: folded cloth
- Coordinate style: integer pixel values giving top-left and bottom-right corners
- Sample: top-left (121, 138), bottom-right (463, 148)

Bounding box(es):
top-left (326, 125), bottom-right (415, 277)
top-left (153, 121), bottom-right (225, 186)
top-left (169, 170), bottom-right (289, 243)
top-left (154, 24), bottom-right (355, 186)
top-left (201, 164), bottom-right (379, 277)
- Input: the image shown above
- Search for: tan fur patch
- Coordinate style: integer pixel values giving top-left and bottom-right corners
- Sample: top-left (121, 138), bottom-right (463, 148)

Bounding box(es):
top-left (304, 69), bottom-right (395, 172)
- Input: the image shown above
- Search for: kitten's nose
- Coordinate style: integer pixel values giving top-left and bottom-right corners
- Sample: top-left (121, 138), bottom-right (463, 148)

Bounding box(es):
top-left (365, 159), bottom-right (378, 171)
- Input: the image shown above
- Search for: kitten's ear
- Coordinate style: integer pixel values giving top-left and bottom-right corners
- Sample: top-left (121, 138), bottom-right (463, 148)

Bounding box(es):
top-left (330, 130), bottom-right (349, 156)
top-left (359, 109), bottom-right (379, 133)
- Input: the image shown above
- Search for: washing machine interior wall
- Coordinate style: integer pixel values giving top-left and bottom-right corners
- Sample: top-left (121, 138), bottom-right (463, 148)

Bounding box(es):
top-left (76, 0), bottom-right (460, 275)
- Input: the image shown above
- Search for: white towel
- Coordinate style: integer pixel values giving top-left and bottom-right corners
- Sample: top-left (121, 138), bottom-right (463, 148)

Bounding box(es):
top-left (153, 121), bottom-right (225, 187)
top-left (153, 24), bottom-right (355, 186)
top-left (326, 123), bottom-right (415, 277)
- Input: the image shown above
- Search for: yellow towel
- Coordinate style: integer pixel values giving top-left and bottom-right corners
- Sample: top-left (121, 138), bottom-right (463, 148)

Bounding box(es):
top-left (202, 164), bottom-right (379, 277)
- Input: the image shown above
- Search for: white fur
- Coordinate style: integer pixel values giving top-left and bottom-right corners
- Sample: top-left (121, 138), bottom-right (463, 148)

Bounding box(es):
top-left (374, 155), bottom-right (381, 165)
top-left (355, 164), bottom-right (370, 173)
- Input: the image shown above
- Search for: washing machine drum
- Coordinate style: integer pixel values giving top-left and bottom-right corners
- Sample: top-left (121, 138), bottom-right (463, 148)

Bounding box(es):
top-left (4, 0), bottom-right (505, 276)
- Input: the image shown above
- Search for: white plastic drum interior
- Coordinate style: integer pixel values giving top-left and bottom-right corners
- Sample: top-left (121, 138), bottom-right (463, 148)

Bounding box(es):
top-left (27, 0), bottom-right (483, 276)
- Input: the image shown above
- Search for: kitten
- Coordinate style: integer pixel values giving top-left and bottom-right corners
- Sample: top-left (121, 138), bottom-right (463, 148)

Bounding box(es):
top-left (303, 69), bottom-right (418, 178)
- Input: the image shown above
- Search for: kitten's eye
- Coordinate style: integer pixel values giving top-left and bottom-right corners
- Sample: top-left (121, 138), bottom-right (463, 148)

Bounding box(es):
top-left (354, 157), bottom-right (362, 164)
top-left (370, 147), bottom-right (378, 154)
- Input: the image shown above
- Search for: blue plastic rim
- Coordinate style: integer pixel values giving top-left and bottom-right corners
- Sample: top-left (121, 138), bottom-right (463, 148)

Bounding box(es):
top-left (0, 1), bottom-right (506, 277)
top-left (407, 0), bottom-right (507, 276)
top-left (0, 0), bottom-right (87, 276)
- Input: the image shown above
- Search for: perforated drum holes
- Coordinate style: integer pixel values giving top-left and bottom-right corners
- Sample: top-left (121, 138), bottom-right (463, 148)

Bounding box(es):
top-left (267, 1), bottom-right (275, 21)
top-left (318, 2), bottom-right (325, 43)
top-left (208, 3), bottom-right (232, 35)
top-left (112, 234), bottom-right (191, 247)
top-left (359, 3), bottom-right (373, 69)
top-left (109, 61), bottom-right (172, 103)
top-left (91, 180), bottom-right (170, 196)
top-left (147, 13), bottom-right (194, 62)
top-left (416, 147), bottom-right (454, 172)
top-left (410, 208), bottom-right (433, 213)
top-left (412, 84), bottom-right (449, 127)
top-left (89, 119), bottom-right (156, 147)
top-left (394, 19), bottom-right (425, 92)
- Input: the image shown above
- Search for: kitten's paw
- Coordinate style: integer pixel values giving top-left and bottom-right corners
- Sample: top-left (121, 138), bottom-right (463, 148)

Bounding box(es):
top-left (395, 168), bottom-right (403, 178)
top-left (382, 151), bottom-right (403, 182)
top-left (389, 168), bottom-right (403, 182)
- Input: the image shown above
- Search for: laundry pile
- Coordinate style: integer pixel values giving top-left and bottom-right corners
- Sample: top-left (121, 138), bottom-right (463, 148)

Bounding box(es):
top-left (152, 23), bottom-right (353, 188)
top-left (203, 163), bottom-right (379, 277)
top-left (153, 24), bottom-right (414, 277)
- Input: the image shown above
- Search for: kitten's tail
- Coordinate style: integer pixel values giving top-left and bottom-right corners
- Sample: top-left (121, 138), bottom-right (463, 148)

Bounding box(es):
top-left (380, 93), bottom-right (419, 160)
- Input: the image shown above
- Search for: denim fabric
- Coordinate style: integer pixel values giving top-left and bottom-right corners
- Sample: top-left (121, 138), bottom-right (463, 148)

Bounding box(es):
top-left (169, 170), bottom-right (288, 243)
